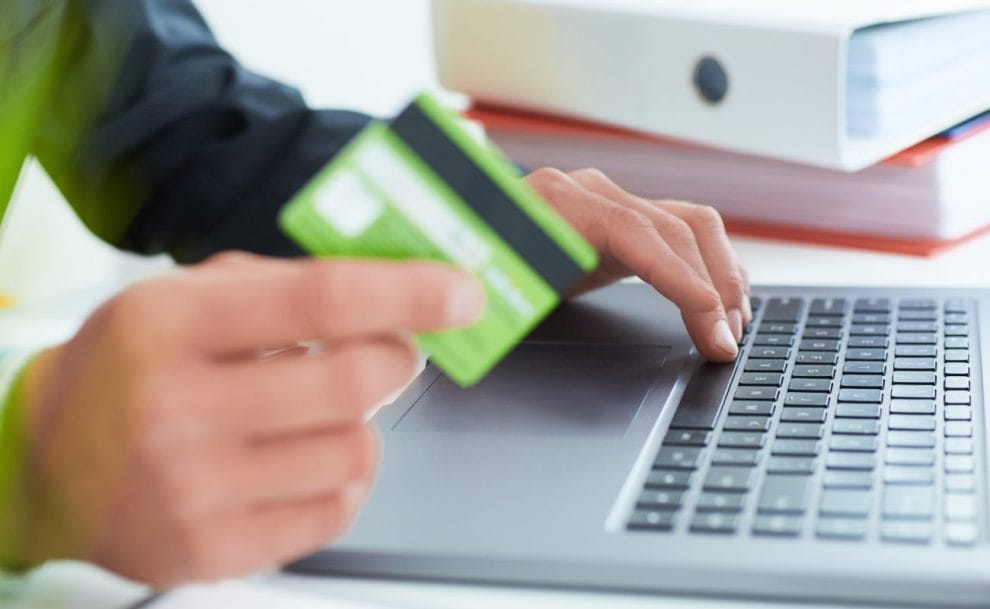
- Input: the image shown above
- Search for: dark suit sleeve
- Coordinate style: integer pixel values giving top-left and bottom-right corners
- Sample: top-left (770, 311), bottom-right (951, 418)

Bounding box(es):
top-left (32, 0), bottom-right (372, 262)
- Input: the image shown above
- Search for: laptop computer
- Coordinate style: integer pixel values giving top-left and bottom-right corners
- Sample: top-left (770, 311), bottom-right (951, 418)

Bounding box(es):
top-left (288, 282), bottom-right (990, 607)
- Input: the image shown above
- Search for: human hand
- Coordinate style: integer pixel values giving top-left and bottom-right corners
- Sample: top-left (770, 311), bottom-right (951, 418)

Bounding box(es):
top-left (14, 253), bottom-right (484, 587)
top-left (526, 168), bottom-right (750, 362)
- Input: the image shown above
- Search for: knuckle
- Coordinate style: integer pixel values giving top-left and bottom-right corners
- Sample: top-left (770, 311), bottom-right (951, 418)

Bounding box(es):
top-left (527, 167), bottom-right (572, 197)
top-left (300, 263), bottom-right (348, 337)
top-left (719, 271), bottom-right (748, 302)
top-left (605, 205), bottom-right (652, 232)
top-left (571, 167), bottom-right (608, 184)
top-left (690, 204), bottom-right (726, 232)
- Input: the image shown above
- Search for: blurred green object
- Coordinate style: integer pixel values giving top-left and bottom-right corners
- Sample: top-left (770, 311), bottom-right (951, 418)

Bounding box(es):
top-left (0, 0), bottom-right (67, 224)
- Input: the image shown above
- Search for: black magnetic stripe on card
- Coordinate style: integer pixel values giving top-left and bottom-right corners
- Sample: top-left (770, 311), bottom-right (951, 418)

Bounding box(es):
top-left (390, 102), bottom-right (584, 295)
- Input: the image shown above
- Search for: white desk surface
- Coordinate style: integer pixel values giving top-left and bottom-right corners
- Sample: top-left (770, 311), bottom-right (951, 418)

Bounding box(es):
top-left (4, 1), bottom-right (988, 607)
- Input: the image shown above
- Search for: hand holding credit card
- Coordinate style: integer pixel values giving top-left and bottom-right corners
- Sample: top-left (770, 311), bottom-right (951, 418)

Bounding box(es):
top-left (280, 94), bottom-right (598, 386)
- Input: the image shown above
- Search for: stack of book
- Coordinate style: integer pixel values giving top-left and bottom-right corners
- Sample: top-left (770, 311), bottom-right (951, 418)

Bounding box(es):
top-left (434, 0), bottom-right (990, 255)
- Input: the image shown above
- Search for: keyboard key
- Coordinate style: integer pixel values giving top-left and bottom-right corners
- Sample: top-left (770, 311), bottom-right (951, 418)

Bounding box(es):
top-left (712, 448), bottom-right (761, 466)
top-left (944, 406), bottom-right (971, 421)
top-left (763, 297), bottom-right (803, 322)
top-left (810, 298), bottom-right (849, 316)
top-left (704, 466), bottom-right (757, 492)
top-left (817, 517), bottom-right (868, 540)
top-left (886, 431), bottom-right (935, 447)
top-left (896, 333), bottom-right (936, 345)
top-left (830, 435), bottom-right (878, 452)
top-left (945, 474), bottom-right (976, 493)
top-left (791, 365), bottom-right (835, 378)
top-left (787, 378), bottom-right (832, 393)
top-left (945, 312), bottom-right (969, 323)
top-left (780, 407), bottom-right (827, 423)
top-left (944, 438), bottom-right (973, 454)
top-left (646, 470), bottom-right (695, 490)
top-left (734, 386), bottom-right (779, 401)
top-left (754, 334), bottom-right (795, 347)
top-left (944, 377), bottom-right (970, 390)
top-left (670, 361), bottom-right (738, 430)
top-left (899, 299), bottom-right (936, 310)
top-left (803, 328), bottom-right (843, 340)
top-left (718, 431), bottom-right (767, 448)
top-left (850, 325), bottom-right (890, 336)
top-left (945, 455), bottom-right (975, 473)
top-left (695, 492), bottom-right (746, 513)
top-left (945, 390), bottom-right (971, 405)
top-left (945, 363), bottom-right (969, 376)
top-left (738, 372), bottom-right (783, 386)
top-left (881, 520), bottom-right (932, 544)
top-left (752, 515), bottom-right (803, 537)
top-left (827, 452), bottom-right (876, 470)
top-left (690, 512), bottom-right (738, 534)
top-left (944, 337), bottom-right (969, 349)
top-left (833, 419), bottom-right (881, 435)
top-left (945, 522), bottom-right (979, 547)
top-left (806, 316), bottom-right (846, 328)
top-left (795, 352), bottom-right (839, 365)
top-left (728, 401), bottom-right (775, 416)
top-left (819, 489), bottom-right (872, 516)
top-left (636, 489), bottom-right (684, 510)
top-left (890, 386), bottom-right (936, 400)
top-left (835, 404), bottom-right (881, 419)
top-left (892, 371), bottom-right (936, 385)
top-left (823, 471), bottom-right (873, 489)
top-left (883, 486), bottom-right (934, 519)
top-left (895, 345), bottom-right (937, 358)
top-left (898, 310), bottom-right (937, 321)
top-left (744, 359), bottom-right (788, 373)
top-left (784, 393), bottom-right (829, 407)
top-left (847, 336), bottom-right (888, 348)
top-left (944, 494), bottom-right (978, 521)
top-left (799, 339), bottom-right (840, 352)
top-left (654, 447), bottom-right (704, 469)
top-left (883, 467), bottom-right (934, 485)
top-left (888, 415), bottom-right (936, 431)
top-left (723, 416), bottom-right (771, 432)
top-left (944, 325), bottom-right (969, 337)
top-left (749, 346), bottom-right (791, 359)
top-left (758, 475), bottom-right (812, 514)
top-left (767, 456), bottom-right (816, 475)
top-left (629, 509), bottom-right (678, 531)
top-left (664, 430), bottom-right (712, 446)
top-left (760, 322), bottom-right (798, 335)
top-left (852, 313), bottom-right (890, 324)
top-left (889, 399), bottom-right (935, 415)
top-left (894, 358), bottom-right (936, 371)
top-left (840, 375), bottom-right (884, 389)
top-left (854, 298), bottom-right (891, 313)
top-left (772, 439), bottom-right (821, 456)
top-left (885, 448), bottom-right (935, 466)
top-left (897, 321), bottom-right (938, 332)
top-left (843, 361), bottom-right (885, 375)
top-left (944, 421), bottom-right (973, 437)
top-left (945, 350), bottom-right (969, 362)
top-left (845, 349), bottom-right (886, 361)
top-left (776, 423), bottom-right (824, 439)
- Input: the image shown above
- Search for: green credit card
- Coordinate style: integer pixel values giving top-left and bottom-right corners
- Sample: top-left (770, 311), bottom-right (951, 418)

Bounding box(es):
top-left (279, 93), bottom-right (598, 386)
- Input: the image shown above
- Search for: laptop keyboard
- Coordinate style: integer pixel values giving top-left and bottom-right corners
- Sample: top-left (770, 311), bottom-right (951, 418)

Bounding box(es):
top-left (627, 296), bottom-right (982, 546)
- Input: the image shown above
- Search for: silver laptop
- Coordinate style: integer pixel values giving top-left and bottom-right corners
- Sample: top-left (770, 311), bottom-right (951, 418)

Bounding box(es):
top-left (288, 282), bottom-right (990, 607)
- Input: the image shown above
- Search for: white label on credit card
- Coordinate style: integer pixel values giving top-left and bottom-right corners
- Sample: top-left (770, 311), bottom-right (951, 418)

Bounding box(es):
top-left (314, 171), bottom-right (383, 237)
top-left (354, 139), bottom-right (492, 271)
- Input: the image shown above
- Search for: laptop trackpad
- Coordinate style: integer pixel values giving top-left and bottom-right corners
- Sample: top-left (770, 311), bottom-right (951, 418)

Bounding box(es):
top-left (392, 343), bottom-right (670, 438)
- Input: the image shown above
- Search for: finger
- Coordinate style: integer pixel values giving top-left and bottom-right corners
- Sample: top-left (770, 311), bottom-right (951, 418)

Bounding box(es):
top-left (174, 258), bottom-right (485, 356)
top-left (175, 426), bottom-right (378, 517)
top-left (186, 489), bottom-right (363, 582)
top-left (534, 170), bottom-right (736, 361)
top-left (654, 199), bottom-right (752, 330)
top-left (203, 336), bottom-right (418, 437)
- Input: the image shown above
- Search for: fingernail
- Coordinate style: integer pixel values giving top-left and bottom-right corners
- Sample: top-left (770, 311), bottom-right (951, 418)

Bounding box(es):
top-left (742, 298), bottom-right (753, 325)
top-left (727, 309), bottom-right (743, 341)
top-left (713, 320), bottom-right (739, 357)
top-left (446, 280), bottom-right (486, 326)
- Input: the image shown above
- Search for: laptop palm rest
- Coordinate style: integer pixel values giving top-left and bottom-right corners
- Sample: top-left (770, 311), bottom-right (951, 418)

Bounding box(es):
top-left (392, 343), bottom-right (670, 438)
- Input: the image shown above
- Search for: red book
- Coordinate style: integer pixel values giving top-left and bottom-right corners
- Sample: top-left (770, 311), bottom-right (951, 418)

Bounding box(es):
top-left (468, 104), bottom-right (990, 257)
